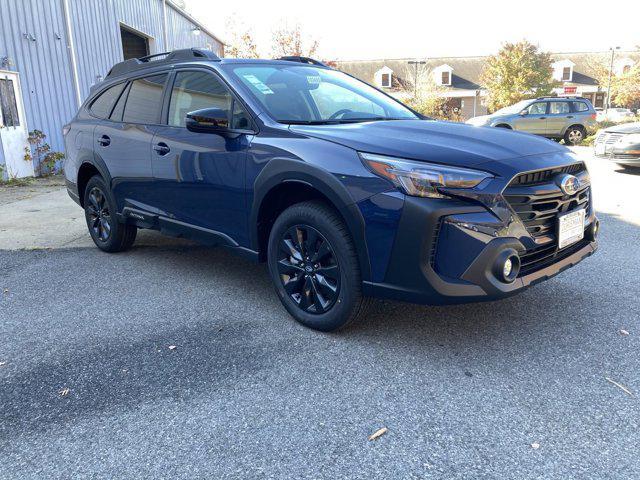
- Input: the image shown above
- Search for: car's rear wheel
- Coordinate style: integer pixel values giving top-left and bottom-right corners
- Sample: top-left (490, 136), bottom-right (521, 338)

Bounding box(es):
top-left (83, 175), bottom-right (137, 252)
top-left (564, 126), bottom-right (585, 145)
top-left (267, 201), bottom-right (370, 332)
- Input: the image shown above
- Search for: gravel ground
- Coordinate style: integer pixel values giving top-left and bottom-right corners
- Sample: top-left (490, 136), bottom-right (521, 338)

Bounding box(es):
top-left (0, 152), bottom-right (639, 479)
top-left (0, 175), bottom-right (65, 206)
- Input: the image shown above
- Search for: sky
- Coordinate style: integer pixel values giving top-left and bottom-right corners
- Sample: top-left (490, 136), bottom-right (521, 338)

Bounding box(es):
top-left (184, 0), bottom-right (638, 60)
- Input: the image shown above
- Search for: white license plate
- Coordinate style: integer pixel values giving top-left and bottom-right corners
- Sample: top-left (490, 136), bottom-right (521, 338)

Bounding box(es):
top-left (595, 143), bottom-right (606, 155)
top-left (558, 209), bottom-right (586, 249)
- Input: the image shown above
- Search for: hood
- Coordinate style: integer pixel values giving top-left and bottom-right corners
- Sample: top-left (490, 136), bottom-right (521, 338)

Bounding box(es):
top-left (291, 120), bottom-right (566, 168)
top-left (604, 122), bottom-right (640, 134)
top-left (466, 114), bottom-right (493, 125)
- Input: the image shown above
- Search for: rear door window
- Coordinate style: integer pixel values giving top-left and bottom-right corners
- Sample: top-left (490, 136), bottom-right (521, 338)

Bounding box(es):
top-left (90, 83), bottom-right (126, 118)
top-left (122, 74), bottom-right (168, 124)
top-left (549, 101), bottom-right (570, 114)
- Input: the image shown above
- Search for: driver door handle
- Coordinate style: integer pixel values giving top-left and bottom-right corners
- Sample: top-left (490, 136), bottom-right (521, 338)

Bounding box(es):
top-left (539, 117), bottom-right (546, 120)
top-left (153, 142), bottom-right (170, 156)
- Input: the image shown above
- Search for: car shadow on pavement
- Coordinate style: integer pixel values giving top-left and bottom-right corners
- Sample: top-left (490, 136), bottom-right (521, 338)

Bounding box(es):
top-left (0, 213), bottom-right (637, 438)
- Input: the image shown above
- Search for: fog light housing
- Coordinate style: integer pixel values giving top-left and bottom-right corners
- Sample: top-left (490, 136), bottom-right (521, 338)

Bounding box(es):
top-left (494, 249), bottom-right (520, 283)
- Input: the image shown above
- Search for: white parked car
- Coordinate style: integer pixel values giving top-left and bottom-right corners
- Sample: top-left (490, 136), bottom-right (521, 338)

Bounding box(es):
top-left (599, 108), bottom-right (636, 122)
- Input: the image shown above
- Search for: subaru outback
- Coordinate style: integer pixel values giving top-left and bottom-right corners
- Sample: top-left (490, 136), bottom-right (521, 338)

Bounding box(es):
top-left (467, 97), bottom-right (597, 145)
top-left (63, 49), bottom-right (598, 331)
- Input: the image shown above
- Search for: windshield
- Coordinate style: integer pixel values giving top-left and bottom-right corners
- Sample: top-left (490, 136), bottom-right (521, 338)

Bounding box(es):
top-left (494, 100), bottom-right (531, 115)
top-left (228, 64), bottom-right (418, 124)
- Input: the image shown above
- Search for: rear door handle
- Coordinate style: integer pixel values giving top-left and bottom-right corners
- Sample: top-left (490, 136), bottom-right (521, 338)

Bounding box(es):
top-left (97, 135), bottom-right (110, 147)
top-left (539, 117), bottom-right (546, 120)
top-left (153, 142), bottom-right (170, 156)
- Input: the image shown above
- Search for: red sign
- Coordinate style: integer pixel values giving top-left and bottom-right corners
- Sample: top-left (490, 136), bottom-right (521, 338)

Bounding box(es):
top-left (564, 86), bottom-right (577, 94)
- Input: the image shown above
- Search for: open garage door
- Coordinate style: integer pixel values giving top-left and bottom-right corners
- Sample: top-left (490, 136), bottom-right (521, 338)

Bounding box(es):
top-left (120, 26), bottom-right (149, 60)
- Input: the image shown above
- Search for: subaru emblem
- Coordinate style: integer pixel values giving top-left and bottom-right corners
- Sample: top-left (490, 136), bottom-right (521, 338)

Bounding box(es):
top-left (556, 174), bottom-right (581, 196)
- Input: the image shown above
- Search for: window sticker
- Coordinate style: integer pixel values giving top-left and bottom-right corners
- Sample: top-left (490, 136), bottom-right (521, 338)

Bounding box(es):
top-left (243, 74), bottom-right (274, 95)
top-left (306, 75), bottom-right (322, 85)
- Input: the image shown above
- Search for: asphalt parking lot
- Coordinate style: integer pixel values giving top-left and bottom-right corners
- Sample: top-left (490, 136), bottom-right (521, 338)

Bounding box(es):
top-left (1, 148), bottom-right (639, 479)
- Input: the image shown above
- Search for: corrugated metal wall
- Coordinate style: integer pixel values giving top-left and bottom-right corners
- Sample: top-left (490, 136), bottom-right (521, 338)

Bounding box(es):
top-left (0, 0), bottom-right (222, 168)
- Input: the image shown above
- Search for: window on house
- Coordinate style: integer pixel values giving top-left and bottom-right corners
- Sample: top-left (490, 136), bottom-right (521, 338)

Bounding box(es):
top-left (122, 74), bottom-right (168, 124)
top-left (441, 71), bottom-right (450, 85)
top-left (381, 73), bottom-right (391, 88)
top-left (562, 67), bottom-right (571, 81)
top-left (622, 65), bottom-right (631, 75)
top-left (90, 82), bottom-right (126, 119)
top-left (0, 78), bottom-right (20, 127)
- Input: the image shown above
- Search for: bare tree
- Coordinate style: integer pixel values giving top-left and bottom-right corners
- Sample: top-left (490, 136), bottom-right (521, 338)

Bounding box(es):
top-left (224, 15), bottom-right (261, 59)
top-left (270, 23), bottom-right (319, 58)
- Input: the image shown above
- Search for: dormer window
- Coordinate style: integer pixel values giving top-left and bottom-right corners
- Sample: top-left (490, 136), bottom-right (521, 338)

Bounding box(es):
top-left (433, 64), bottom-right (453, 86)
top-left (374, 66), bottom-right (394, 89)
top-left (616, 59), bottom-right (635, 76)
top-left (623, 65), bottom-right (631, 75)
top-left (552, 60), bottom-right (574, 82)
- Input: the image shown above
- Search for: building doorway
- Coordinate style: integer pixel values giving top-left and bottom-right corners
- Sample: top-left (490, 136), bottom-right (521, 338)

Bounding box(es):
top-left (0, 70), bottom-right (33, 178)
top-left (120, 25), bottom-right (149, 60)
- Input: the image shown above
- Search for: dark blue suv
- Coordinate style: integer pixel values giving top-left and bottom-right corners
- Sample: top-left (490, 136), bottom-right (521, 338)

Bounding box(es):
top-left (64, 49), bottom-right (598, 331)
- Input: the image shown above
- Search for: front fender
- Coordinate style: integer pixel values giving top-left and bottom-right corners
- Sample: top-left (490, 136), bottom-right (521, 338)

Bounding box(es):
top-left (249, 157), bottom-right (372, 281)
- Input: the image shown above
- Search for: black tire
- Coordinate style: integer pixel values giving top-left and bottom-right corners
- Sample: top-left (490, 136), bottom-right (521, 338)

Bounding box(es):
top-left (267, 201), bottom-right (370, 332)
top-left (495, 124), bottom-right (512, 129)
top-left (83, 175), bottom-right (137, 252)
top-left (564, 125), bottom-right (585, 145)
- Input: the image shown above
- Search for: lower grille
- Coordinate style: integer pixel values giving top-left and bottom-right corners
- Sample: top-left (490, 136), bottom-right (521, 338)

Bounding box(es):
top-left (519, 238), bottom-right (590, 276)
top-left (595, 132), bottom-right (624, 146)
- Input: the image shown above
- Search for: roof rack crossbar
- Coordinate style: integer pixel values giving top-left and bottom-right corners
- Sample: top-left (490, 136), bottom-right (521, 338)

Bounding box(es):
top-left (106, 48), bottom-right (220, 78)
top-left (277, 56), bottom-right (330, 68)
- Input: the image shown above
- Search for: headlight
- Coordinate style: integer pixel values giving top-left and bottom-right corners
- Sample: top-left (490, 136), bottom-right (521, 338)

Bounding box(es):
top-left (619, 134), bottom-right (640, 144)
top-left (359, 152), bottom-right (493, 198)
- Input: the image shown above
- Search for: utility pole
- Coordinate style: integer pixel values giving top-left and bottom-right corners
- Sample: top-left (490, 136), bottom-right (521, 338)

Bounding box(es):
top-left (606, 46), bottom-right (620, 113)
top-left (408, 60), bottom-right (426, 98)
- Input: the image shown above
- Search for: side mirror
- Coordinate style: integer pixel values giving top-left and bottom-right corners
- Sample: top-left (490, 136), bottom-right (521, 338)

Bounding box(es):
top-left (185, 108), bottom-right (230, 134)
top-left (519, 109), bottom-right (528, 116)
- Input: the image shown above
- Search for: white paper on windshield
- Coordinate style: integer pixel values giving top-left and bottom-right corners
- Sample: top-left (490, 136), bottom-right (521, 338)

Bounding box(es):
top-left (243, 74), bottom-right (274, 94)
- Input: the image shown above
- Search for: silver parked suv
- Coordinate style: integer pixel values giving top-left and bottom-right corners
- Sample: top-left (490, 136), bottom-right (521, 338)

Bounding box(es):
top-left (467, 97), bottom-right (597, 145)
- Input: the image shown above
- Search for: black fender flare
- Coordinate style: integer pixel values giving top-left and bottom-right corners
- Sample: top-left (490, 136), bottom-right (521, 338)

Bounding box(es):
top-left (249, 158), bottom-right (372, 281)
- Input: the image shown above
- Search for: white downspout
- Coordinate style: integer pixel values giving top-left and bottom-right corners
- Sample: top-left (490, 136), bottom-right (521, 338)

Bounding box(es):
top-left (62, 0), bottom-right (82, 107)
top-left (162, 0), bottom-right (169, 51)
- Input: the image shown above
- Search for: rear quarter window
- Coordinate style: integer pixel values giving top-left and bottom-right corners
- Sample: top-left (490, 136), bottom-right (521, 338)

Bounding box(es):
top-left (90, 83), bottom-right (126, 118)
top-left (571, 102), bottom-right (590, 112)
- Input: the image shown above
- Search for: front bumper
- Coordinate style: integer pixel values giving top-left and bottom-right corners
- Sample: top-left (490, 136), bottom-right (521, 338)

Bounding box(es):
top-left (360, 192), bottom-right (598, 305)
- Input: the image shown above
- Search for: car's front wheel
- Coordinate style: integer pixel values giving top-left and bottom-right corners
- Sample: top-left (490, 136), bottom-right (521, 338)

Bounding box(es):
top-left (83, 175), bottom-right (137, 252)
top-left (267, 201), bottom-right (370, 331)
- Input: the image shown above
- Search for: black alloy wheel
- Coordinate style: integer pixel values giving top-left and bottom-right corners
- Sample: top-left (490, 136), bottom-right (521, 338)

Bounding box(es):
top-left (267, 200), bottom-right (370, 331)
top-left (277, 225), bottom-right (340, 314)
top-left (86, 186), bottom-right (112, 242)
top-left (83, 175), bottom-right (137, 253)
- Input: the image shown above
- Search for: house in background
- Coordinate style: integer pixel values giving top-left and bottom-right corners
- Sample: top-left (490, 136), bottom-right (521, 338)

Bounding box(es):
top-left (0, 0), bottom-right (223, 179)
top-left (336, 56), bottom-right (488, 120)
top-left (336, 51), bottom-right (639, 120)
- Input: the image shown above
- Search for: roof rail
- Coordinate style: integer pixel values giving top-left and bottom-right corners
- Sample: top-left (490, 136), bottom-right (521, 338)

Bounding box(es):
top-left (106, 48), bottom-right (220, 78)
top-left (277, 56), bottom-right (330, 68)
top-left (536, 95), bottom-right (589, 101)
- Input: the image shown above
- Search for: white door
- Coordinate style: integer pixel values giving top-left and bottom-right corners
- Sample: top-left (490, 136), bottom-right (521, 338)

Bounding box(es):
top-left (0, 70), bottom-right (33, 178)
